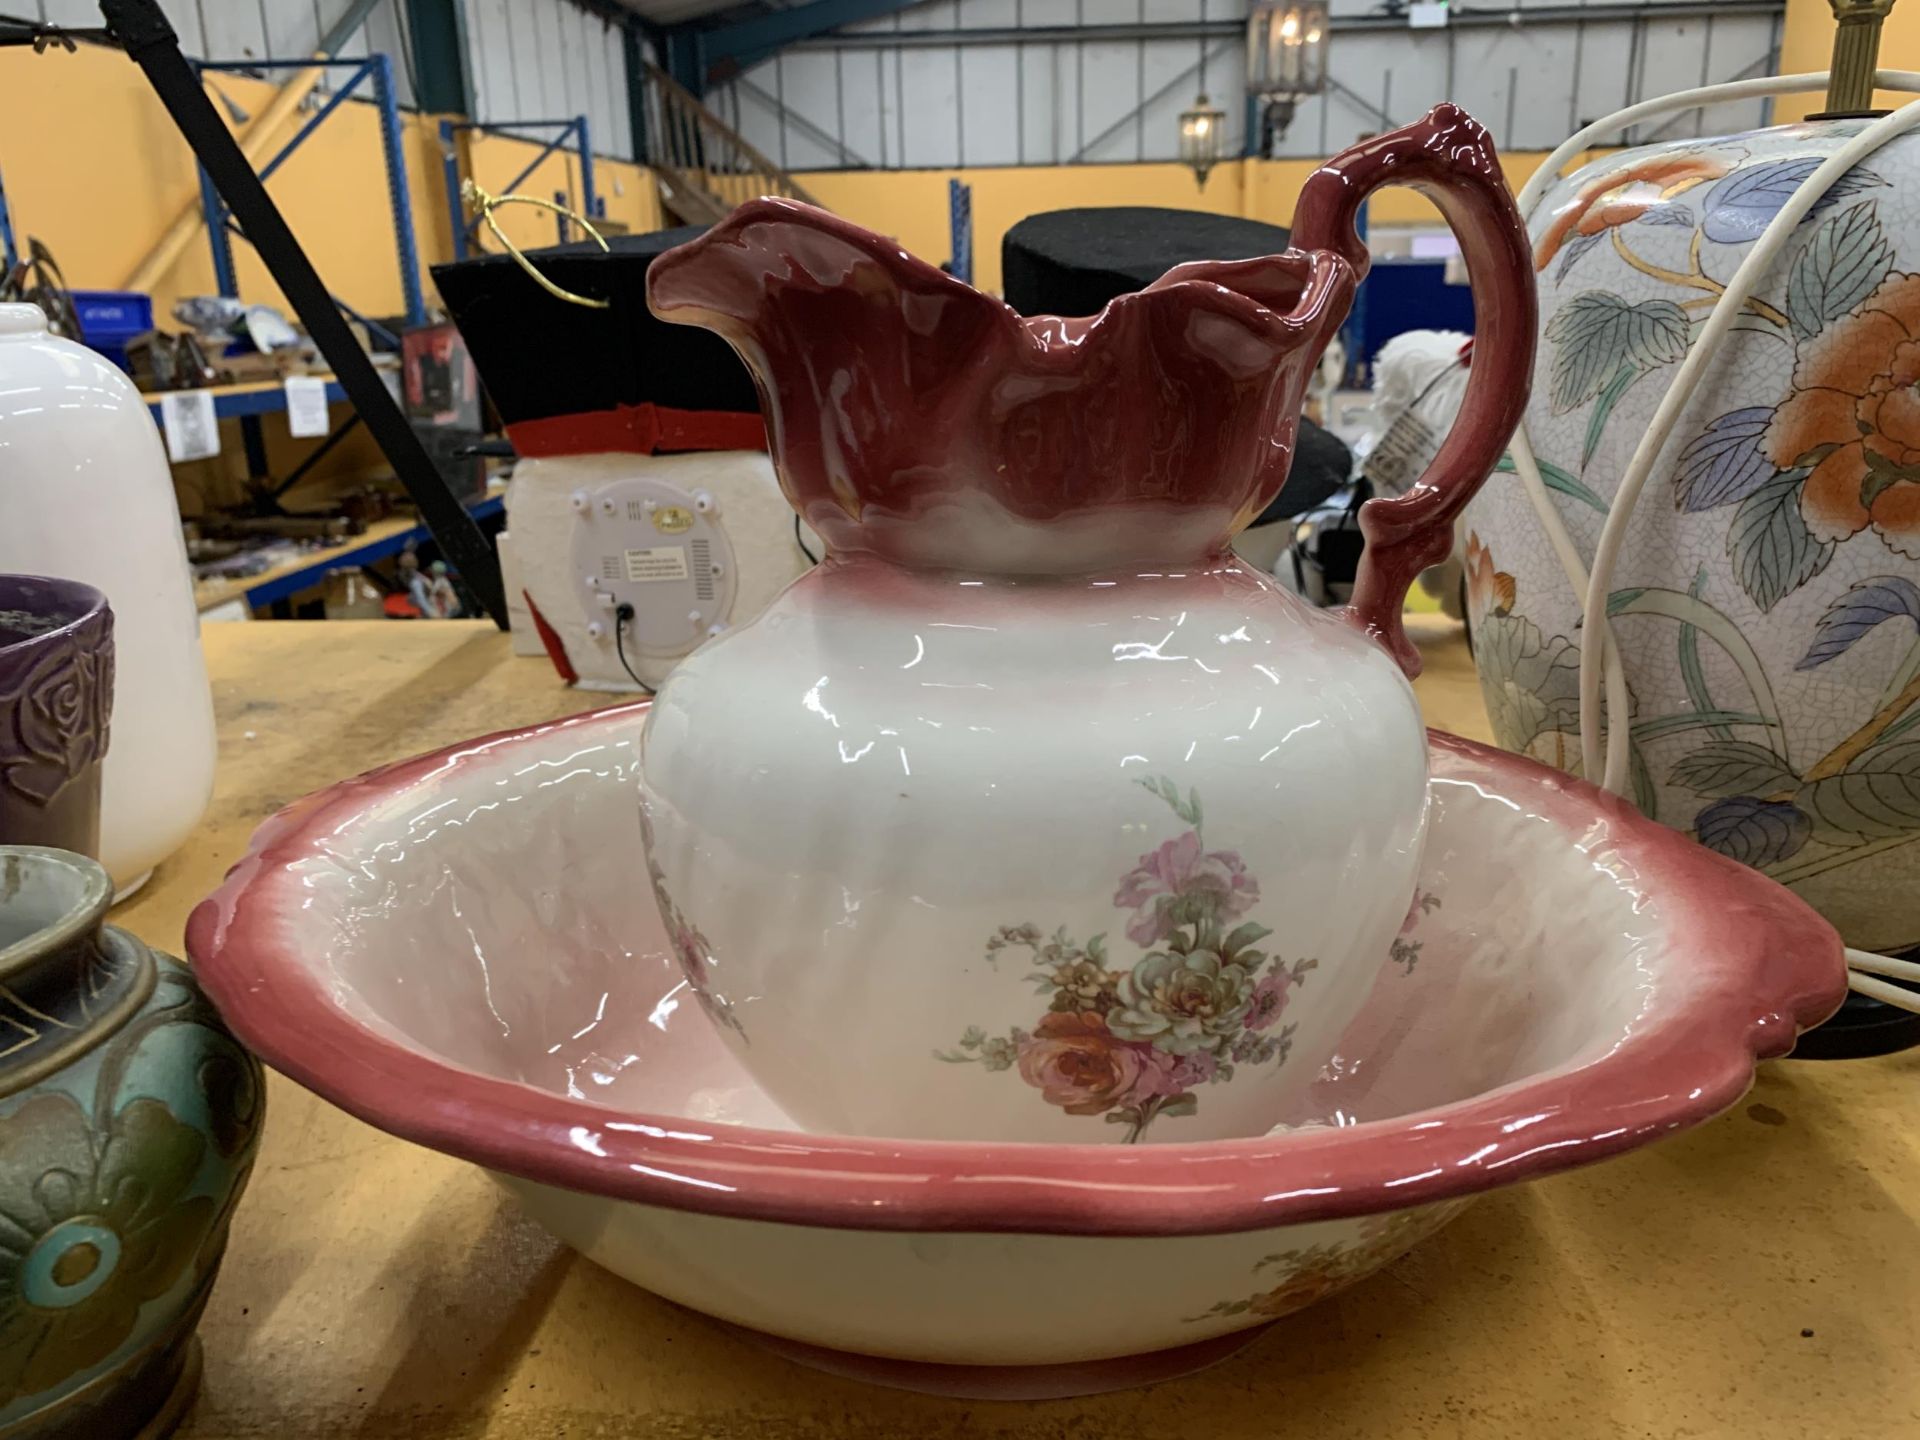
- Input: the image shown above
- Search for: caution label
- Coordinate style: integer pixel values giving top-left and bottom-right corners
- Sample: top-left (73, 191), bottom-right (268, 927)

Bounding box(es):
top-left (625, 547), bottom-right (689, 583)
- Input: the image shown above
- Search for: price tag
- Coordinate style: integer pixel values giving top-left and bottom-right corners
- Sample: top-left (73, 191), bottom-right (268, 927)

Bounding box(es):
top-left (159, 390), bottom-right (219, 462)
top-left (283, 375), bottom-right (331, 438)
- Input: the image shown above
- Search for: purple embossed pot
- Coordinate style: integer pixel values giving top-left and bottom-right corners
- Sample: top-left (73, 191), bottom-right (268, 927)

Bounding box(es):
top-left (0, 576), bottom-right (113, 858)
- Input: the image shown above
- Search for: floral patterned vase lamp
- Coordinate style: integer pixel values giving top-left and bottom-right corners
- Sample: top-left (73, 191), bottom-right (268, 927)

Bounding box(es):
top-left (1463, 0), bottom-right (1920, 1053)
top-left (636, 106), bottom-right (1536, 1143)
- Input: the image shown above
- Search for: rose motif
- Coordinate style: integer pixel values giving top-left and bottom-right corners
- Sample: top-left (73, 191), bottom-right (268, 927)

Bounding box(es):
top-left (943, 776), bottom-right (1309, 1140)
top-left (0, 627), bottom-right (112, 806)
top-left (1246, 1246), bottom-right (1358, 1318)
top-left (1108, 949), bottom-right (1256, 1056)
top-left (1113, 831), bottom-right (1258, 947)
top-left (1533, 154), bottom-right (1730, 271)
top-left (0, 1093), bottom-right (214, 1402)
top-left (1015, 1011), bottom-right (1176, 1117)
top-left (1766, 271), bottom-right (1920, 557)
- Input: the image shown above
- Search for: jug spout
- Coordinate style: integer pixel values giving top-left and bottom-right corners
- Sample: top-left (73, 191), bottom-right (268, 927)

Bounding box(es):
top-left (648, 200), bottom-right (1356, 576)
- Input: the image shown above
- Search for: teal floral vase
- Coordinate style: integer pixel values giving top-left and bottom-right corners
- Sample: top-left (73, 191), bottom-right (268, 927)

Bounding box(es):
top-left (0, 846), bottom-right (263, 1438)
top-left (1465, 117), bottom-right (1920, 955)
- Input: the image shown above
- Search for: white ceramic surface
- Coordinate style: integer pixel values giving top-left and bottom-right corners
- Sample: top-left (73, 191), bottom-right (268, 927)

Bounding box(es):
top-left (0, 305), bottom-right (215, 890)
top-left (641, 559), bottom-right (1428, 1144)
top-left (1466, 119), bottom-right (1920, 952)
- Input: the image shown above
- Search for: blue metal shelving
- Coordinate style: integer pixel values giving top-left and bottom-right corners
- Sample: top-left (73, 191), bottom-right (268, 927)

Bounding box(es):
top-left (439, 115), bottom-right (602, 261)
top-left (193, 53), bottom-right (427, 331)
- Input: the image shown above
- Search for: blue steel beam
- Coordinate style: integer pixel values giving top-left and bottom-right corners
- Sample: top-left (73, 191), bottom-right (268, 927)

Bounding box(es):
top-left (693, 0), bottom-right (925, 84)
top-left (258, 59), bottom-right (373, 183)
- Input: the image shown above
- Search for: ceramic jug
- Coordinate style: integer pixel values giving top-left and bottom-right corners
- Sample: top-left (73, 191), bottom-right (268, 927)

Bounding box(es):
top-left (639, 105), bottom-right (1535, 1144)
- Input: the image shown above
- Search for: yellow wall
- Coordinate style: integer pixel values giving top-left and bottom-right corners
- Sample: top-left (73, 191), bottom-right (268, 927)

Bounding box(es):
top-left (1778, 0), bottom-right (1920, 123)
top-left (800, 150), bottom-right (1569, 296)
top-left (0, 42), bottom-right (660, 321)
top-left (0, 41), bottom-right (662, 508)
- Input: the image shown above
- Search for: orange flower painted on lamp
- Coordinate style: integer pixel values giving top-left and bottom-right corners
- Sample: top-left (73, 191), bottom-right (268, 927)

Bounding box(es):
top-left (1764, 271), bottom-right (1920, 559)
top-left (1464, 532), bottom-right (1516, 619)
top-left (1534, 154), bottom-right (1731, 272)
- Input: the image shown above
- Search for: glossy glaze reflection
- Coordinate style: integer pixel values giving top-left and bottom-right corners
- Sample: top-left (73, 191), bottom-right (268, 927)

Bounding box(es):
top-left (635, 106), bottom-right (1538, 1144)
top-left (640, 557), bottom-right (1428, 1143)
top-left (187, 705), bottom-right (1842, 1377)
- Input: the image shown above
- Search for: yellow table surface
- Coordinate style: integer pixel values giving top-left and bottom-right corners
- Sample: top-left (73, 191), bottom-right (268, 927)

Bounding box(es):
top-left (115, 617), bottom-right (1918, 1439)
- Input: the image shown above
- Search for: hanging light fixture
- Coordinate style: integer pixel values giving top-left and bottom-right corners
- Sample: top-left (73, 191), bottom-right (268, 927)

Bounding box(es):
top-left (1247, 0), bottom-right (1329, 155)
top-left (1179, 93), bottom-right (1227, 186)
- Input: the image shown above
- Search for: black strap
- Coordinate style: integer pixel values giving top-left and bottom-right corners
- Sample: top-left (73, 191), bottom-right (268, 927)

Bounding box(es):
top-left (98, 0), bottom-right (509, 628)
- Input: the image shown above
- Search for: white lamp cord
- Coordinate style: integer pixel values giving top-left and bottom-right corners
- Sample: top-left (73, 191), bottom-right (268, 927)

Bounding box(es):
top-left (1509, 70), bottom-right (1920, 1015)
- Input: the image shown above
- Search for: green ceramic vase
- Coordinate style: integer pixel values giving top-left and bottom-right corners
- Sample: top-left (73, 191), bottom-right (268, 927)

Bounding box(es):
top-left (0, 846), bottom-right (263, 1439)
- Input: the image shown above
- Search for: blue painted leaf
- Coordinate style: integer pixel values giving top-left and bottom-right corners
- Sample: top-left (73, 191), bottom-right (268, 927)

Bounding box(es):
top-left (1701, 159), bottom-right (1886, 244)
top-left (1797, 577), bottom-right (1920, 669)
top-left (1674, 407), bottom-right (1779, 512)
top-left (1694, 796), bottom-right (1813, 868)
top-left (1728, 469), bottom-right (1832, 612)
top-left (1639, 203), bottom-right (1695, 227)
top-left (1555, 229), bottom-right (1605, 283)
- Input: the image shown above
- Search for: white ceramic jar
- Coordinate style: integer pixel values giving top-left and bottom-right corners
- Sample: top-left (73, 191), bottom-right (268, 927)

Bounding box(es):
top-left (0, 304), bottom-right (216, 894)
top-left (1465, 118), bottom-right (1920, 954)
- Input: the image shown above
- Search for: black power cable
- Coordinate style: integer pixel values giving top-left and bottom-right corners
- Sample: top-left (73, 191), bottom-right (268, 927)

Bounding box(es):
top-left (613, 603), bottom-right (655, 696)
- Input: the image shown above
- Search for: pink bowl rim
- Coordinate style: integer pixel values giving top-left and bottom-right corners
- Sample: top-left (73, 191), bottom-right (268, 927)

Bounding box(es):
top-left (186, 703), bottom-right (1847, 1238)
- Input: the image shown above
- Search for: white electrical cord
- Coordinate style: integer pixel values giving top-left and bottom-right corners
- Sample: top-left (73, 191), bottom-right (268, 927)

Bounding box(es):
top-left (1511, 70), bottom-right (1920, 1015)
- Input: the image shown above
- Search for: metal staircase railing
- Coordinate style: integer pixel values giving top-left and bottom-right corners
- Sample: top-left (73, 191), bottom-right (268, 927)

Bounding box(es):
top-left (639, 60), bottom-right (822, 224)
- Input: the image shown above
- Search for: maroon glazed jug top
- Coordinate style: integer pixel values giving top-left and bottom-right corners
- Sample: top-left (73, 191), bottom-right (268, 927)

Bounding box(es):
top-left (648, 104), bottom-right (1535, 676)
top-left (647, 203), bottom-right (1356, 575)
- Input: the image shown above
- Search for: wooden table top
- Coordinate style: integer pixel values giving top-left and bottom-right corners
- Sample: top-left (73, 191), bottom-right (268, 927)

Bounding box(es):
top-left (117, 617), bottom-right (1917, 1439)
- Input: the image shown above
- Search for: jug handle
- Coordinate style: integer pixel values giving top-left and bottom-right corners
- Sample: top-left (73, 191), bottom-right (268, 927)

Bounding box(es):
top-left (1290, 103), bottom-right (1537, 680)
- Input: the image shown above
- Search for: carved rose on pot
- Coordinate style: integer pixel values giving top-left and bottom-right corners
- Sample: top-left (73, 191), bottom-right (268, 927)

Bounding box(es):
top-left (0, 622), bottom-right (112, 806)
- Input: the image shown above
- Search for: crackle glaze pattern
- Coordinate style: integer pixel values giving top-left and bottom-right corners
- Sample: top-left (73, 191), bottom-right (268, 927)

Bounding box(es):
top-left (1466, 119), bottom-right (1920, 952)
top-left (186, 704), bottom-right (1842, 1382)
top-left (634, 107), bottom-right (1535, 1143)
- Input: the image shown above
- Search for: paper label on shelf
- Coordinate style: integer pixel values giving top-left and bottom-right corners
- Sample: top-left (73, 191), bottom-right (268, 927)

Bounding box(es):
top-left (625, 547), bottom-right (689, 583)
top-left (284, 375), bottom-right (331, 438)
top-left (160, 390), bottom-right (220, 462)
